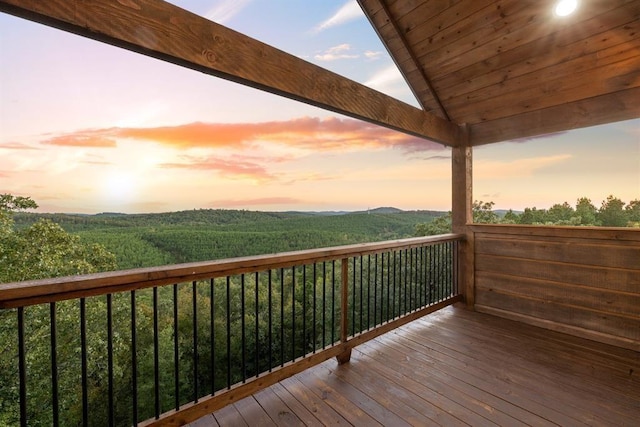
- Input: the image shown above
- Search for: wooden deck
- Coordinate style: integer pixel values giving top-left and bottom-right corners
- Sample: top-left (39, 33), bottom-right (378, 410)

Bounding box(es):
top-left (190, 306), bottom-right (639, 426)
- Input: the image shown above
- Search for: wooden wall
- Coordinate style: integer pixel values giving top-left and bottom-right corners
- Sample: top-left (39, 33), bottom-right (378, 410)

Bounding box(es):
top-left (471, 225), bottom-right (640, 351)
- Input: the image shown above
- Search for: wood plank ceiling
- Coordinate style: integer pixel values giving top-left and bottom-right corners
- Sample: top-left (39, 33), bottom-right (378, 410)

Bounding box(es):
top-left (358, 0), bottom-right (640, 145)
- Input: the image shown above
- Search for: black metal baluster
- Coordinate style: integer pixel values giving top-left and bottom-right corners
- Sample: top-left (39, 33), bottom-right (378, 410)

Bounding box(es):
top-left (392, 251), bottom-right (397, 319)
top-left (241, 274), bottom-right (246, 382)
top-left (210, 279), bottom-right (215, 394)
top-left (418, 246), bottom-right (423, 308)
top-left (131, 290), bottom-right (138, 426)
top-left (438, 243), bottom-right (443, 301)
top-left (404, 249), bottom-right (408, 315)
top-left (107, 295), bottom-right (114, 427)
top-left (421, 247), bottom-right (425, 306)
top-left (411, 248), bottom-right (420, 311)
top-left (131, 290), bottom-right (138, 425)
top-left (173, 284), bottom-right (180, 408)
top-left (373, 254), bottom-right (378, 327)
top-left (312, 264), bottom-right (317, 353)
top-left (292, 266), bottom-right (296, 361)
top-left (432, 245), bottom-right (437, 303)
top-left (453, 240), bottom-right (460, 295)
top-left (280, 268), bottom-right (284, 367)
top-left (193, 281), bottom-right (199, 400)
top-left (226, 277), bottom-right (231, 389)
top-left (408, 249), bottom-right (413, 312)
top-left (268, 270), bottom-right (273, 371)
top-left (386, 252), bottom-right (390, 322)
top-left (367, 254), bottom-right (372, 330)
top-left (50, 303), bottom-right (59, 427)
top-left (80, 298), bottom-right (88, 426)
top-left (322, 262), bottom-right (326, 349)
top-left (398, 249), bottom-right (403, 316)
top-left (351, 258), bottom-right (356, 336)
top-left (302, 265), bottom-right (307, 357)
top-left (359, 256), bottom-right (364, 332)
top-left (153, 288), bottom-right (160, 418)
top-left (331, 260), bottom-right (336, 345)
top-left (440, 243), bottom-right (448, 300)
top-left (255, 272), bottom-right (259, 377)
top-left (18, 307), bottom-right (26, 427)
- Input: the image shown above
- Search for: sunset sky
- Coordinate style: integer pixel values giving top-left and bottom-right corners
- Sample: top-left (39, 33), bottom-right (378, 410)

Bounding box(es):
top-left (1, 0), bottom-right (638, 214)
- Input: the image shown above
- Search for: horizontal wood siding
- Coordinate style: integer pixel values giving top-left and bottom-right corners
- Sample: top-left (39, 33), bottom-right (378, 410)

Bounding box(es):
top-left (471, 225), bottom-right (640, 351)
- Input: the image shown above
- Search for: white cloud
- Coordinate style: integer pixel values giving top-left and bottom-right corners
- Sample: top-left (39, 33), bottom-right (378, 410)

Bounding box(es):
top-left (205, 0), bottom-right (252, 24)
top-left (311, 0), bottom-right (363, 34)
top-left (314, 44), bottom-right (359, 61)
top-left (364, 50), bottom-right (383, 60)
top-left (364, 65), bottom-right (404, 91)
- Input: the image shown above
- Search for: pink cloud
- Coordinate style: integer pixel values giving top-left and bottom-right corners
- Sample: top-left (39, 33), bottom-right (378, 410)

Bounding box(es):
top-left (33, 117), bottom-right (444, 153)
top-left (0, 142), bottom-right (40, 150)
top-left (41, 132), bottom-right (117, 148)
top-left (160, 155), bottom-right (275, 181)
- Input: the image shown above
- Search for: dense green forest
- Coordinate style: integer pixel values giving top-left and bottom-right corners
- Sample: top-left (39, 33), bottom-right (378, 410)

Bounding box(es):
top-left (12, 207), bottom-right (443, 270)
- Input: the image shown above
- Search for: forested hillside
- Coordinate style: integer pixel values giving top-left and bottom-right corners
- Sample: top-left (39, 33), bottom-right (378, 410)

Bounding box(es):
top-left (12, 209), bottom-right (443, 269)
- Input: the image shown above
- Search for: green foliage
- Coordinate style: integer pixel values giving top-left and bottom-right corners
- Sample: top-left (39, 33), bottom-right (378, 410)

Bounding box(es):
top-left (414, 200), bottom-right (499, 236)
top-left (415, 195), bottom-right (639, 235)
top-left (575, 197), bottom-right (598, 226)
top-left (598, 195), bottom-right (627, 227)
top-left (1, 194), bottom-right (116, 283)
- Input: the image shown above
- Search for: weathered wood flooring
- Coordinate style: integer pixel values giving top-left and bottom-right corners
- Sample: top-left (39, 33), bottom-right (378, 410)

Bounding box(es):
top-left (190, 306), bottom-right (640, 426)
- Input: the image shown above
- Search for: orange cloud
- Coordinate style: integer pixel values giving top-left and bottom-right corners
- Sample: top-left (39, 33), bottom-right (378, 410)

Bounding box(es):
top-left (35, 117), bottom-right (444, 153)
top-left (0, 142), bottom-right (40, 150)
top-left (42, 132), bottom-right (117, 148)
top-left (160, 155), bottom-right (275, 181)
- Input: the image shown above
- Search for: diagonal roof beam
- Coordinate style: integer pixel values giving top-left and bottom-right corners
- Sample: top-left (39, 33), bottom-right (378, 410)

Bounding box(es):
top-left (0, 0), bottom-right (460, 146)
top-left (358, 0), bottom-right (450, 121)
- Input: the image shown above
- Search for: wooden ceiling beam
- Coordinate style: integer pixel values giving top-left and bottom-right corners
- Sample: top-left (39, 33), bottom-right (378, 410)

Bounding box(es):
top-left (0, 0), bottom-right (461, 146)
top-left (469, 88), bottom-right (640, 145)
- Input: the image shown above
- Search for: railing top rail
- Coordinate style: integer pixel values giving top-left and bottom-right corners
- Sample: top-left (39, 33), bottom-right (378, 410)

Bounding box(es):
top-left (0, 233), bottom-right (463, 309)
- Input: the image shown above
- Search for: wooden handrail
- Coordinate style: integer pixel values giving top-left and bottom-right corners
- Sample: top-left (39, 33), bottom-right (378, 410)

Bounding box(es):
top-left (0, 234), bottom-right (463, 309)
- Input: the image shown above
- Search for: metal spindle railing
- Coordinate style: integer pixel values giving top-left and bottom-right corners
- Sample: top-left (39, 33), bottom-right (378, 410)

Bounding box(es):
top-left (0, 234), bottom-right (463, 426)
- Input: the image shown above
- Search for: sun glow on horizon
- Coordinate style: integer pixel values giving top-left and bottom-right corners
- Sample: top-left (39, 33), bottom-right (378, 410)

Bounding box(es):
top-left (102, 170), bottom-right (137, 206)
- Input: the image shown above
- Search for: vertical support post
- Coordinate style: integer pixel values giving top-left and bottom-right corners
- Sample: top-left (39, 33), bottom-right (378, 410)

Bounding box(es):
top-left (452, 124), bottom-right (474, 309)
top-left (336, 258), bottom-right (351, 364)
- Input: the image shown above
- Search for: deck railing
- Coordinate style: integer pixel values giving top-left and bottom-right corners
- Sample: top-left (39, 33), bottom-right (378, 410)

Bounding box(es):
top-left (0, 234), bottom-right (463, 426)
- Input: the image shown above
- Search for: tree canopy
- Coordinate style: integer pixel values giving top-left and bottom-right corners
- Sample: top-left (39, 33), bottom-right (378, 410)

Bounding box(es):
top-left (416, 195), bottom-right (640, 236)
top-left (0, 194), bottom-right (116, 283)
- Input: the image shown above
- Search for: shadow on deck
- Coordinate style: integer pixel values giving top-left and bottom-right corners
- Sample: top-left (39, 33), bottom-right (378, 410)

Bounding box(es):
top-left (192, 306), bottom-right (639, 426)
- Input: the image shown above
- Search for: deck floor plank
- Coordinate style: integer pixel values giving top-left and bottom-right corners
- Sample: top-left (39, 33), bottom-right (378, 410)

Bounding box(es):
top-left (212, 403), bottom-right (247, 427)
top-left (252, 387), bottom-right (307, 426)
top-left (232, 395), bottom-right (277, 427)
top-left (268, 382), bottom-right (326, 427)
top-left (356, 339), bottom-right (550, 426)
top-left (398, 320), bottom-right (636, 426)
top-left (191, 306), bottom-right (639, 427)
top-left (413, 314), bottom-right (640, 422)
top-left (278, 377), bottom-right (351, 426)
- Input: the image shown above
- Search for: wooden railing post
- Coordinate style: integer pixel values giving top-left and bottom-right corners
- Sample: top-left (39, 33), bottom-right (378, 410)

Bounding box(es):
top-left (452, 124), bottom-right (474, 309)
top-left (336, 257), bottom-right (352, 364)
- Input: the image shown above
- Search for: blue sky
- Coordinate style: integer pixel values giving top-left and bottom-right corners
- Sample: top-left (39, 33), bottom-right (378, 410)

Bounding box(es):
top-left (1, 0), bottom-right (638, 214)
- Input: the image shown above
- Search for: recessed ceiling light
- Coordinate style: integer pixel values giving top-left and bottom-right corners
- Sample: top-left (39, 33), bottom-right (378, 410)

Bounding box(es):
top-left (554, 0), bottom-right (578, 17)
